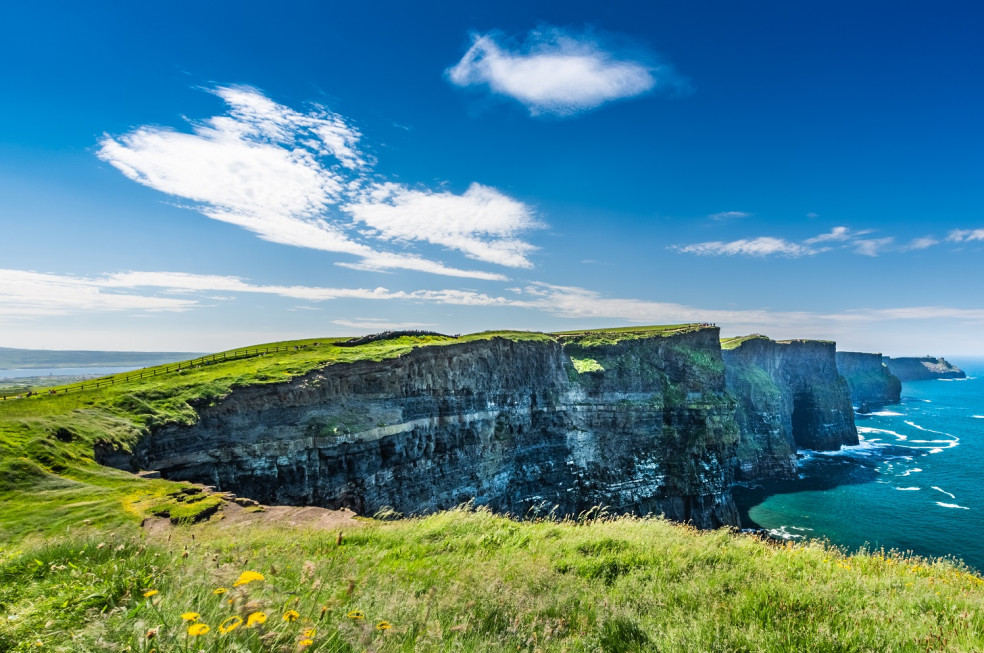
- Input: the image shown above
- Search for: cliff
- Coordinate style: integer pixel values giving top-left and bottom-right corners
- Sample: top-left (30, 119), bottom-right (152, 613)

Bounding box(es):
top-left (835, 352), bottom-right (902, 407)
top-left (116, 327), bottom-right (741, 529)
top-left (884, 356), bottom-right (966, 381)
top-left (721, 335), bottom-right (858, 480)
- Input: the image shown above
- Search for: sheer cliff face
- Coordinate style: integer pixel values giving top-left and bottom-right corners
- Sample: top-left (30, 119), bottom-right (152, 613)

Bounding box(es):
top-left (722, 337), bottom-right (858, 480)
top-left (127, 329), bottom-right (740, 529)
top-left (884, 357), bottom-right (966, 381)
top-left (835, 352), bottom-right (902, 406)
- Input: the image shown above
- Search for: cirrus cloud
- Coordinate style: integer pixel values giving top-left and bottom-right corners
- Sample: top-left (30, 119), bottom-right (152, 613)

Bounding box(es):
top-left (97, 86), bottom-right (540, 279)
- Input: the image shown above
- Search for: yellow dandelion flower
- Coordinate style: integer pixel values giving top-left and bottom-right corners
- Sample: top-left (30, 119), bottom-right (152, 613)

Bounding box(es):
top-left (213, 587), bottom-right (228, 595)
top-left (283, 609), bottom-right (300, 622)
top-left (346, 610), bottom-right (365, 620)
top-left (303, 628), bottom-right (316, 638)
top-left (181, 612), bottom-right (200, 622)
top-left (142, 590), bottom-right (159, 598)
top-left (219, 616), bottom-right (243, 634)
top-left (188, 623), bottom-right (210, 636)
top-left (299, 640), bottom-right (314, 648)
top-left (376, 621), bottom-right (392, 631)
top-left (233, 571), bottom-right (265, 587)
top-left (246, 612), bottom-right (267, 627)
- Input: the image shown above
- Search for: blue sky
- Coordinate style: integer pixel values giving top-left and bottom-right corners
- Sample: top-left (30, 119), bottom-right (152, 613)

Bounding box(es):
top-left (1, 1), bottom-right (982, 355)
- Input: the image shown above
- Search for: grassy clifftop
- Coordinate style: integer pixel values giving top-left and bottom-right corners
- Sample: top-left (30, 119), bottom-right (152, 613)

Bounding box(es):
top-left (1, 326), bottom-right (983, 651)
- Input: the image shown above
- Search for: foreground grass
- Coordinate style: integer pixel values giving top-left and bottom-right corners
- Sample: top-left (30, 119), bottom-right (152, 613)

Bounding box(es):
top-left (1, 507), bottom-right (982, 652)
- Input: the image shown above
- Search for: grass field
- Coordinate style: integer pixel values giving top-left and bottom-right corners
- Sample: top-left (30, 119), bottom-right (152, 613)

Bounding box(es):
top-left (1, 327), bottom-right (983, 651)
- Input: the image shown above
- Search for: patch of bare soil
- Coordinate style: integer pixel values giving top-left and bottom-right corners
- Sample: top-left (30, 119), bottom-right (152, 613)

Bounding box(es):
top-left (214, 501), bottom-right (361, 530)
top-left (141, 498), bottom-right (362, 538)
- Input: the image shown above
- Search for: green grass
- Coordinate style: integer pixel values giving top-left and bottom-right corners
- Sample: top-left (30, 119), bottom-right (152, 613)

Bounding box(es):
top-left (1, 327), bottom-right (983, 651)
top-left (554, 324), bottom-right (707, 348)
top-left (720, 334), bottom-right (772, 351)
top-left (1, 507), bottom-right (982, 651)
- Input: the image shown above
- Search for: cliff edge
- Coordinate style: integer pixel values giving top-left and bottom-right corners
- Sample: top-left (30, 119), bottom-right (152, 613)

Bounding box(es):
top-left (835, 352), bottom-right (902, 407)
top-left (884, 356), bottom-right (966, 381)
top-left (722, 335), bottom-right (858, 480)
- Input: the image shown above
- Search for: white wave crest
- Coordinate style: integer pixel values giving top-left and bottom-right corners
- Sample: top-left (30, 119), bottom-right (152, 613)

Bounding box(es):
top-left (936, 502), bottom-right (970, 510)
top-left (858, 426), bottom-right (907, 441)
top-left (896, 487), bottom-right (920, 491)
top-left (900, 468), bottom-right (923, 477)
top-left (767, 525), bottom-right (806, 540)
top-left (932, 486), bottom-right (957, 499)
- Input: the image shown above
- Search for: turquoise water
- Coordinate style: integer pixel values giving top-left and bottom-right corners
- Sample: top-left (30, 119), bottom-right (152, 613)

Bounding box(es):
top-left (733, 359), bottom-right (984, 572)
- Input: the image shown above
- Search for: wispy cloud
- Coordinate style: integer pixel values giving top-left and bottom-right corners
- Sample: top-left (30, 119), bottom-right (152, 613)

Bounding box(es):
top-left (0, 268), bottom-right (531, 322)
top-left (851, 237), bottom-right (894, 257)
top-left (947, 228), bottom-right (984, 243)
top-left (97, 86), bottom-right (539, 279)
top-left (901, 236), bottom-right (939, 251)
top-left (675, 226), bottom-right (898, 258)
top-left (447, 27), bottom-right (683, 116)
top-left (674, 236), bottom-right (815, 257)
top-left (331, 318), bottom-right (437, 331)
top-left (508, 283), bottom-right (984, 328)
top-left (803, 226), bottom-right (871, 245)
top-left (708, 211), bottom-right (751, 221)
top-left (0, 269), bottom-right (198, 318)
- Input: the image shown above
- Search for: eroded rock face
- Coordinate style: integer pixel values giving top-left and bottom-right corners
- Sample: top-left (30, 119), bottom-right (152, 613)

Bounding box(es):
top-left (124, 329), bottom-right (740, 528)
top-left (722, 337), bottom-right (858, 480)
top-left (835, 352), bottom-right (902, 406)
top-left (884, 356), bottom-right (966, 381)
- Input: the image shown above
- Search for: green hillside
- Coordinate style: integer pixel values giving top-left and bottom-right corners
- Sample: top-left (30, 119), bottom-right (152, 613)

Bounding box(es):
top-left (1, 329), bottom-right (982, 652)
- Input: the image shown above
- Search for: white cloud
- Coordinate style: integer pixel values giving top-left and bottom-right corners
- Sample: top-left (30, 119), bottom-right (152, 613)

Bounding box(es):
top-left (509, 283), bottom-right (984, 329)
top-left (708, 211), bottom-right (751, 221)
top-left (803, 226), bottom-right (871, 244)
top-left (947, 228), bottom-right (984, 243)
top-left (97, 85), bottom-right (539, 278)
top-left (331, 319), bottom-right (437, 331)
top-left (675, 237), bottom-right (815, 257)
top-left (346, 182), bottom-right (538, 268)
top-left (675, 226), bottom-right (905, 258)
top-left (852, 237), bottom-right (894, 257)
top-left (902, 236), bottom-right (939, 251)
top-left (0, 269), bottom-right (198, 319)
top-left (447, 28), bottom-right (677, 116)
top-left (0, 268), bottom-right (519, 321)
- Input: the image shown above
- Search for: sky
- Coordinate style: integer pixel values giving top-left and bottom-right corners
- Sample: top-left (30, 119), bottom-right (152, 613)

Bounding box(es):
top-left (1, 1), bottom-right (982, 355)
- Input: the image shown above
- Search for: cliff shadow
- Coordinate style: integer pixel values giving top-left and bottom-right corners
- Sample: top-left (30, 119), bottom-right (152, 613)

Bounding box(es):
top-left (733, 449), bottom-right (894, 529)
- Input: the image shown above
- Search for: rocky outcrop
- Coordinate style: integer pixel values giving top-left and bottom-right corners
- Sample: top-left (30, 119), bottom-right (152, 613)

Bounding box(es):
top-left (835, 352), bottom-right (902, 407)
top-left (722, 336), bottom-right (858, 480)
top-left (117, 328), bottom-right (741, 529)
top-left (884, 356), bottom-right (966, 381)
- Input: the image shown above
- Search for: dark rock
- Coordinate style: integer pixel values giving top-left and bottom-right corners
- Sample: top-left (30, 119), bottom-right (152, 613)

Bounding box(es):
top-left (836, 351), bottom-right (902, 407)
top-left (722, 336), bottom-right (858, 481)
top-left (115, 328), bottom-right (741, 529)
top-left (884, 356), bottom-right (966, 381)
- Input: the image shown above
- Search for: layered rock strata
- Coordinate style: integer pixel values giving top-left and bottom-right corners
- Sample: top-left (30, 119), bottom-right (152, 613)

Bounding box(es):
top-left (119, 328), bottom-right (741, 528)
top-left (835, 352), bottom-right (902, 407)
top-left (884, 356), bottom-right (966, 381)
top-left (722, 336), bottom-right (858, 480)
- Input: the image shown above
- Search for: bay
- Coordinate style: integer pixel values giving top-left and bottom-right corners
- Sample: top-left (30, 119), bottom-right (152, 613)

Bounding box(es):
top-left (734, 358), bottom-right (984, 572)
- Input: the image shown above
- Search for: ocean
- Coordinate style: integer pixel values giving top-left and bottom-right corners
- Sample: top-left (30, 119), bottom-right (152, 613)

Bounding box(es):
top-left (733, 358), bottom-right (984, 572)
top-left (0, 366), bottom-right (140, 379)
